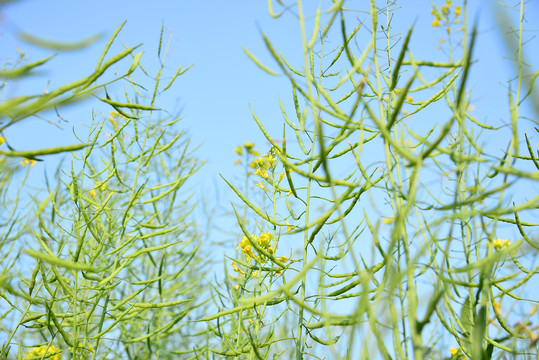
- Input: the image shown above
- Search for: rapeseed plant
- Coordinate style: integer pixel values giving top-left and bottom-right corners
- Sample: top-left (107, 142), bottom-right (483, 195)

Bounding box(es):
top-left (1, 1), bottom-right (538, 359)
top-left (24, 345), bottom-right (62, 360)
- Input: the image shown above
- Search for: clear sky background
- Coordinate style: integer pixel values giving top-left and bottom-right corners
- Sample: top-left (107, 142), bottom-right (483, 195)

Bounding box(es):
top-left (2, 0), bottom-right (537, 193)
top-left (1, 0), bottom-right (538, 263)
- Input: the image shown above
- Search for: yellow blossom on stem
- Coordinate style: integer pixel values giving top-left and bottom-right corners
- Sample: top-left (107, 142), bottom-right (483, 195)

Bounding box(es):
top-left (285, 221), bottom-right (294, 232)
top-left (493, 301), bottom-right (501, 316)
top-left (20, 158), bottom-right (36, 167)
top-left (490, 239), bottom-right (511, 251)
top-left (90, 189), bottom-right (97, 198)
top-left (278, 172), bottom-right (285, 183)
top-left (25, 345), bottom-right (62, 360)
top-left (237, 235), bottom-right (255, 260)
top-left (254, 168), bottom-right (268, 178)
top-left (449, 347), bottom-right (461, 356)
top-left (252, 270), bottom-right (258, 277)
top-left (258, 232), bottom-right (273, 247)
top-left (232, 262), bottom-right (245, 274)
top-left (256, 182), bottom-right (265, 190)
top-left (442, 5), bottom-right (450, 15)
top-left (234, 145), bottom-right (243, 156)
top-left (276, 256), bottom-right (288, 263)
top-left (382, 217), bottom-right (394, 224)
top-left (432, 18), bottom-right (441, 27)
top-left (454, 5), bottom-right (461, 17)
top-left (266, 155), bottom-right (277, 168)
top-left (0, 136), bottom-right (5, 146)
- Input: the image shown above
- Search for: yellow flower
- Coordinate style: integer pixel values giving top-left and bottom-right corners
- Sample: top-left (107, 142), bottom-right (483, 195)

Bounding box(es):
top-left (454, 5), bottom-right (461, 17)
top-left (491, 239), bottom-right (511, 251)
top-left (267, 247), bottom-right (275, 254)
top-left (256, 182), bottom-right (265, 190)
top-left (266, 155), bottom-right (277, 168)
top-left (234, 145), bottom-right (243, 156)
top-left (432, 18), bottom-right (441, 27)
top-left (252, 270), bottom-right (258, 277)
top-left (285, 221), bottom-right (294, 232)
top-left (90, 189), bottom-right (97, 198)
top-left (493, 301), bottom-right (501, 316)
top-left (382, 217), bottom-right (394, 224)
top-left (278, 172), bottom-right (285, 183)
top-left (237, 235), bottom-right (255, 260)
top-left (234, 284), bottom-right (240, 290)
top-left (254, 168), bottom-right (268, 178)
top-left (442, 5), bottom-right (450, 15)
top-left (25, 345), bottom-right (62, 360)
top-left (232, 262), bottom-right (245, 274)
top-left (276, 256), bottom-right (288, 263)
top-left (406, 96), bottom-right (414, 103)
top-left (0, 136), bottom-right (5, 145)
top-left (258, 232), bottom-right (273, 247)
top-left (449, 347), bottom-right (464, 359)
top-left (244, 141), bottom-right (255, 150)
top-left (233, 159), bottom-right (242, 165)
top-left (20, 158), bottom-right (36, 167)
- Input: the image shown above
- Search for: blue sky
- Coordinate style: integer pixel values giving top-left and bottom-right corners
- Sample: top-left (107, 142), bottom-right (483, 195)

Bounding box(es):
top-left (1, 1), bottom-right (538, 255)
top-left (2, 0), bottom-right (537, 192)
top-left (2, 0), bottom-right (539, 260)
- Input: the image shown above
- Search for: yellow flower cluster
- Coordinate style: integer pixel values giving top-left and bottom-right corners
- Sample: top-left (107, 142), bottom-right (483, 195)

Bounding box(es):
top-left (449, 347), bottom-right (463, 359)
top-left (108, 111), bottom-right (125, 127)
top-left (234, 142), bottom-right (260, 165)
top-left (233, 231), bottom-right (291, 281)
top-left (237, 232), bottom-right (273, 262)
top-left (20, 158), bottom-right (36, 167)
top-left (25, 345), bottom-right (62, 360)
top-left (254, 154), bottom-right (277, 170)
top-left (431, 1), bottom-right (462, 27)
top-left (489, 239), bottom-right (511, 251)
